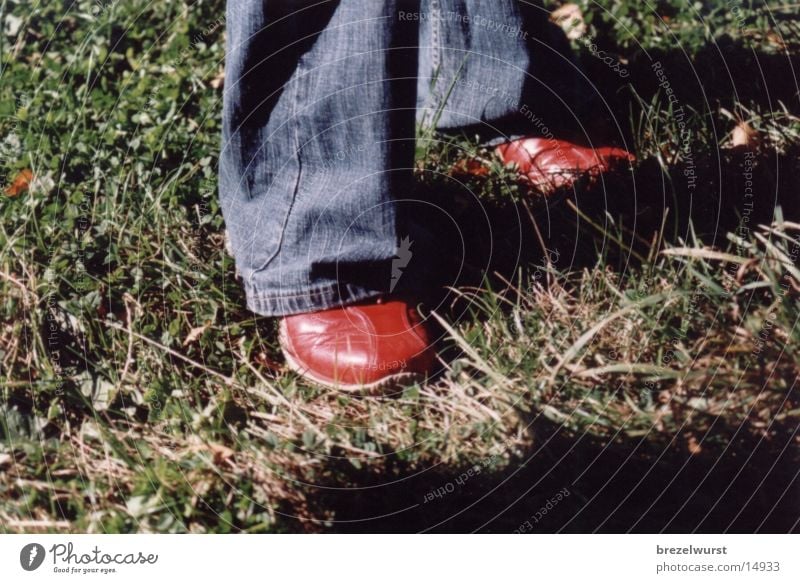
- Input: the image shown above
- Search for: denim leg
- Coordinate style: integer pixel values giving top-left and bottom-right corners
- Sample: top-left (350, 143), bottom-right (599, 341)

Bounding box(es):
top-left (416, 0), bottom-right (585, 143)
top-left (220, 1), bottom-right (419, 317)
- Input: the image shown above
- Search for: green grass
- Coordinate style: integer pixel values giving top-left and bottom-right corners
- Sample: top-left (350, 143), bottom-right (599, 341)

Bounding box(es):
top-left (1, 0), bottom-right (799, 533)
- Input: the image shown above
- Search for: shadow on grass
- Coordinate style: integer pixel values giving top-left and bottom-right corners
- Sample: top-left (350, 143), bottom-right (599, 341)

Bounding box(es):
top-left (301, 413), bottom-right (800, 533)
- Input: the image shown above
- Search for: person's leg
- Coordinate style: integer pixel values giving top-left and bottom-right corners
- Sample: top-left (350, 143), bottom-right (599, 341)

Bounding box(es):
top-left (415, 0), bottom-right (633, 191)
top-left (220, 0), bottom-right (418, 318)
top-left (220, 1), bottom-right (437, 391)
top-left (416, 0), bottom-right (580, 142)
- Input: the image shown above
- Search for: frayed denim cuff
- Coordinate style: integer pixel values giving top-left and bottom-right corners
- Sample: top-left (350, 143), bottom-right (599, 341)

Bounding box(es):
top-left (244, 280), bottom-right (385, 317)
top-left (480, 133), bottom-right (527, 148)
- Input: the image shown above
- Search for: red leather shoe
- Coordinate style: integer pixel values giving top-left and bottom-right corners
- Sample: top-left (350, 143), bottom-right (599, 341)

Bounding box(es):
top-left (279, 299), bottom-right (437, 393)
top-left (495, 137), bottom-right (635, 193)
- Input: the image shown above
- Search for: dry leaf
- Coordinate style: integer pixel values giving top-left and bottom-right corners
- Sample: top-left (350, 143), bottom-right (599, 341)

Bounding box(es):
top-left (550, 3), bottom-right (586, 40)
top-left (451, 157), bottom-right (490, 178)
top-left (766, 31), bottom-right (787, 51)
top-left (209, 67), bottom-right (225, 89)
top-left (687, 434), bottom-right (702, 455)
top-left (183, 321), bottom-right (210, 346)
top-left (5, 168), bottom-right (33, 197)
top-left (208, 443), bottom-right (235, 465)
top-left (729, 120), bottom-right (757, 149)
top-left (253, 351), bottom-right (283, 372)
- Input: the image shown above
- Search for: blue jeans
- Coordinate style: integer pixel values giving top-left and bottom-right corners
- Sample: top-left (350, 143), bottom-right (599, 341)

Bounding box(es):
top-left (220, 0), bottom-right (583, 316)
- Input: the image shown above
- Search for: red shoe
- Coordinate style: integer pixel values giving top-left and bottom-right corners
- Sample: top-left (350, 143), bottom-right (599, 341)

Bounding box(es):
top-left (495, 137), bottom-right (635, 193)
top-left (278, 299), bottom-right (437, 393)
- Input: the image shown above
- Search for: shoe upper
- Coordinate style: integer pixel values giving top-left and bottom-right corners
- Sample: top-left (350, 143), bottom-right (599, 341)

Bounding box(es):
top-left (279, 299), bottom-right (437, 388)
top-left (495, 137), bottom-right (635, 191)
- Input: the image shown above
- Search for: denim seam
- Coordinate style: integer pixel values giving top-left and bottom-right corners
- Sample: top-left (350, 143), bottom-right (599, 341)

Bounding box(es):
top-left (248, 57), bottom-right (307, 284)
top-left (431, 0), bottom-right (442, 100)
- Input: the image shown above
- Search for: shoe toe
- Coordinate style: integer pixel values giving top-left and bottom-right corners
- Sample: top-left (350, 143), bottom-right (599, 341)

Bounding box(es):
top-left (280, 301), bottom-right (437, 390)
top-left (496, 137), bottom-right (634, 191)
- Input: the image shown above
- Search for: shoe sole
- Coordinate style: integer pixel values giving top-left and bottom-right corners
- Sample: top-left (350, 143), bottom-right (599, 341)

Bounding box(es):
top-left (278, 321), bottom-right (426, 395)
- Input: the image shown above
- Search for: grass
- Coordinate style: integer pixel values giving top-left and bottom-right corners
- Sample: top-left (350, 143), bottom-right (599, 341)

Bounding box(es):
top-left (1, 0), bottom-right (800, 533)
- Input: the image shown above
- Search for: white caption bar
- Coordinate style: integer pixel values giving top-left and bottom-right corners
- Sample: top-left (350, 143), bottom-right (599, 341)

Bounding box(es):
top-left (0, 534), bottom-right (797, 582)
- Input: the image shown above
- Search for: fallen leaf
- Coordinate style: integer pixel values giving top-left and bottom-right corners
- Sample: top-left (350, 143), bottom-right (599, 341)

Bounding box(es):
top-left (208, 443), bottom-right (235, 465)
top-left (766, 31), bottom-right (787, 51)
top-left (729, 120), bottom-right (758, 149)
top-left (183, 321), bottom-right (211, 346)
top-left (687, 434), bottom-right (702, 455)
top-left (451, 158), bottom-right (489, 178)
top-left (550, 3), bottom-right (586, 40)
top-left (209, 67), bottom-right (225, 89)
top-left (5, 168), bottom-right (33, 197)
top-left (254, 351), bottom-right (283, 372)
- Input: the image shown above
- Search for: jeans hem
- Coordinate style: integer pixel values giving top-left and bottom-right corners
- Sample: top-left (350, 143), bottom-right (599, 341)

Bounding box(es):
top-left (481, 133), bottom-right (528, 148)
top-left (244, 280), bottom-right (385, 317)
